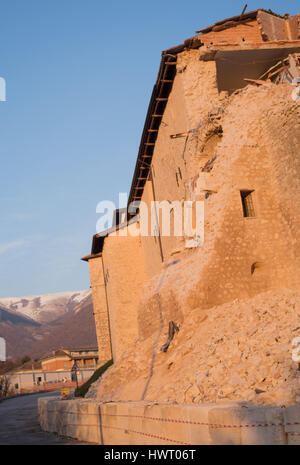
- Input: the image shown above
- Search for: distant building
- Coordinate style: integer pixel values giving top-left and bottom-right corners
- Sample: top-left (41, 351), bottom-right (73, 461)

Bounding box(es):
top-left (8, 347), bottom-right (98, 390)
top-left (40, 347), bottom-right (99, 372)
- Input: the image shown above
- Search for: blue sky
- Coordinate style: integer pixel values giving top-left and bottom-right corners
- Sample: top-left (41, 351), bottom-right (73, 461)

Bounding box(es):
top-left (0, 0), bottom-right (298, 297)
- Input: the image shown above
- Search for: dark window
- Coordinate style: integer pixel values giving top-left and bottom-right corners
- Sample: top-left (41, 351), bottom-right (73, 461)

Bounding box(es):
top-left (240, 190), bottom-right (255, 217)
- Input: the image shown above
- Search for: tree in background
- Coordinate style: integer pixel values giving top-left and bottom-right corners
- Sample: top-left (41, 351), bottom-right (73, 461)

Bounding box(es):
top-left (0, 375), bottom-right (11, 399)
top-left (21, 355), bottom-right (31, 365)
top-left (0, 355), bottom-right (33, 375)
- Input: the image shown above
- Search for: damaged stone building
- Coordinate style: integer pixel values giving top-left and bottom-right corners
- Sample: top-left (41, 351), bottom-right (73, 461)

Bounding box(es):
top-left (82, 9), bottom-right (300, 406)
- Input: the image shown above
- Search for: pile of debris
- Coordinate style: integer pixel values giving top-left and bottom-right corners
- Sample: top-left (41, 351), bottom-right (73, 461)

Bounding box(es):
top-left (245, 53), bottom-right (300, 99)
top-left (260, 53), bottom-right (300, 83)
top-left (88, 288), bottom-right (300, 407)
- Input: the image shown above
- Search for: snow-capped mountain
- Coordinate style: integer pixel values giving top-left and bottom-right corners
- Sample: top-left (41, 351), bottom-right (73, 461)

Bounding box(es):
top-left (0, 289), bottom-right (91, 324)
top-left (0, 289), bottom-right (97, 359)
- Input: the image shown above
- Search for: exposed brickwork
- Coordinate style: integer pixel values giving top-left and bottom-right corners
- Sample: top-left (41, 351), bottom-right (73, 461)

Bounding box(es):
top-left (200, 20), bottom-right (262, 46)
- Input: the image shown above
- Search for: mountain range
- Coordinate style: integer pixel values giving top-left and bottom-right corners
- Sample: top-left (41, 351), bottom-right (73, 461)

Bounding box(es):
top-left (0, 290), bottom-right (97, 360)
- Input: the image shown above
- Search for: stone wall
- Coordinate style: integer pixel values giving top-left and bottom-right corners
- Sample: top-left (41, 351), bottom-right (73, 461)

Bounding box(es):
top-left (88, 257), bottom-right (112, 364)
top-left (101, 223), bottom-right (147, 361)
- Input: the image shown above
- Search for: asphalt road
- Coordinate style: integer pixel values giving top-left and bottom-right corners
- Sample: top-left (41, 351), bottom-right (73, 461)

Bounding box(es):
top-left (0, 391), bottom-right (89, 445)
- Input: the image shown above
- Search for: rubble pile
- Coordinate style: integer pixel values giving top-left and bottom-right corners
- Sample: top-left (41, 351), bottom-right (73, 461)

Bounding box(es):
top-left (89, 288), bottom-right (300, 407)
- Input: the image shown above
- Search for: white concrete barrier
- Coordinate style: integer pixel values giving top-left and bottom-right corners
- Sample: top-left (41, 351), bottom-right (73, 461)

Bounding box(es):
top-left (38, 398), bottom-right (300, 445)
top-left (284, 405), bottom-right (300, 444)
top-left (38, 397), bottom-right (101, 443)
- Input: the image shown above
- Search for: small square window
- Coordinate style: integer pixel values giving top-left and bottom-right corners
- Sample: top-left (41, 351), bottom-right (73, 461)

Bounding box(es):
top-left (240, 190), bottom-right (255, 217)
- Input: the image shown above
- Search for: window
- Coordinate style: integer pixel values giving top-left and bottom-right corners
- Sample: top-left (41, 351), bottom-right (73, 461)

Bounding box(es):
top-left (240, 190), bottom-right (255, 217)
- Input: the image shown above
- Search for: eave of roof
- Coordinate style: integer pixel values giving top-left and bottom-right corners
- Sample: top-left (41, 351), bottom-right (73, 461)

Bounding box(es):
top-left (87, 213), bottom-right (141, 257)
top-left (81, 252), bottom-right (102, 262)
top-left (41, 351), bottom-right (71, 362)
top-left (67, 346), bottom-right (98, 351)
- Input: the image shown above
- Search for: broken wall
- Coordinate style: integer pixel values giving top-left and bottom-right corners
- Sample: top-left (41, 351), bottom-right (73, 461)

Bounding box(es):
top-left (198, 11), bottom-right (298, 47)
top-left (287, 15), bottom-right (300, 40)
top-left (200, 20), bottom-right (262, 46)
top-left (136, 49), bottom-right (300, 342)
top-left (257, 10), bottom-right (288, 41)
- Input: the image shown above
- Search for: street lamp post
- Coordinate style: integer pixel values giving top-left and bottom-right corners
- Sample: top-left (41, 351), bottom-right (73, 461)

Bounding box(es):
top-left (71, 361), bottom-right (79, 390)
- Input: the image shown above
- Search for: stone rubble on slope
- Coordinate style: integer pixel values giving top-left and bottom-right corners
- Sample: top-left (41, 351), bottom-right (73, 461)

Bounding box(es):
top-left (88, 289), bottom-right (300, 407)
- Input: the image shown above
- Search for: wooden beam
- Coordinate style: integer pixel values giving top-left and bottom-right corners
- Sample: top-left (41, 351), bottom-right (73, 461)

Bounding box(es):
top-left (258, 59), bottom-right (287, 80)
top-left (244, 78), bottom-right (270, 87)
top-left (170, 132), bottom-right (188, 139)
top-left (138, 160), bottom-right (151, 167)
top-left (240, 3), bottom-right (248, 19)
top-left (164, 53), bottom-right (177, 58)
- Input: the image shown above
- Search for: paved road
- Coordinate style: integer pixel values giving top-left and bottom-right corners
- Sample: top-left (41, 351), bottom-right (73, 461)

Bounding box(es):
top-left (0, 391), bottom-right (89, 445)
